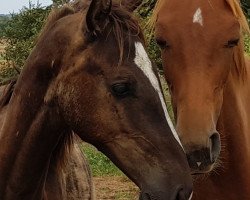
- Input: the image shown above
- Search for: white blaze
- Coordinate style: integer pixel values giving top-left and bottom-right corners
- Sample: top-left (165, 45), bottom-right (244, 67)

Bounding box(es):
top-left (193, 8), bottom-right (203, 26)
top-left (189, 192), bottom-right (193, 200)
top-left (134, 42), bottom-right (183, 149)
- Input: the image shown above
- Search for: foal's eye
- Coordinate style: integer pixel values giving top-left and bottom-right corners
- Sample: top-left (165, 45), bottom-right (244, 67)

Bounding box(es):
top-left (155, 39), bottom-right (170, 49)
top-left (224, 39), bottom-right (239, 48)
top-left (111, 83), bottom-right (131, 97)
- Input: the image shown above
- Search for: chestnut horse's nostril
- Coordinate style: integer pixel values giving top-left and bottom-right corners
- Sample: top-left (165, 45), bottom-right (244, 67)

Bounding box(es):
top-left (209, 132), bottom-right (221, 163)
top-left (187, 132), bottom-right (221, 171)
top-left (186, 132), bottom-right (221, 172)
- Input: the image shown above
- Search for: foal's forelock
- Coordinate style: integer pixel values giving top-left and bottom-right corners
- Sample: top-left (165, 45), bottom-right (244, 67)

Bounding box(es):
top-left (108, 4), bottom-right (143, 65)
top-left (36, 0), bottom-right (143, 66)
top-left (134, 42), bottom-right (183, 148)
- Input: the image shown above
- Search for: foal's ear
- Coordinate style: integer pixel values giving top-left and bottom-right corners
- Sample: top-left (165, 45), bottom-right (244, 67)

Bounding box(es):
top-left (85, 0), bottom-right (112, 35)
top-left (120, 0), bottom-right (143, 12)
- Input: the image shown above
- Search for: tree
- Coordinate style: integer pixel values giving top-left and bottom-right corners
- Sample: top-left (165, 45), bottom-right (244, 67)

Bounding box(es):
top-left (0, 3), bottom-right (50, 83)
top-left (52, 0), bottom-right (70, 7)
top-left (0, 15), bottom-right (10, 37)
top-left (241, 0), bottom-right (250, 19)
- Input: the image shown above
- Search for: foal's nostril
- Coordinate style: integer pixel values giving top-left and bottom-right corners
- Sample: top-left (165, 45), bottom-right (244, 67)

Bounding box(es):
top-left (175, 188), bottom-right (185, 200)
top-left (174, 186), bottom-right (193, 200)
top-left (139, 192), bottom-right (151, 200)
top-left (140, 187), bottom-right (192, 200)
top-left (209, 132), bottom-right (221, 162)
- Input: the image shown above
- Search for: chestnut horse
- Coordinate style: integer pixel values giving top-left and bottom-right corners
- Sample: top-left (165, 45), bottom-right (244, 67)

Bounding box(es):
top-left (0, 82), bottom-right (94, 200)
top-left (151, 0), bottom-right (250, 199)
top-left (0, 0), bottom-right (193, 199)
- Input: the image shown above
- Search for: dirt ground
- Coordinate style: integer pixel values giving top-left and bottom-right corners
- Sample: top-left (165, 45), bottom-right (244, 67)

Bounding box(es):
top-left (93, 176), bottom-right (139, 200)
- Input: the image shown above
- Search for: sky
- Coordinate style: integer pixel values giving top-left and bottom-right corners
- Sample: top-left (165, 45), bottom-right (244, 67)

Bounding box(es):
top-left (0, 0), bottom-right (52, 14)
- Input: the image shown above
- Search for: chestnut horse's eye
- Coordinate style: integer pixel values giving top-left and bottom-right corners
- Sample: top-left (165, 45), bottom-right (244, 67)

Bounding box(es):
top-left (111, 83), bottom-right (131, 97)
top-left (224, 39), bottom-right (239, 48)
top-left (155, 38), bottom-right (170, 49)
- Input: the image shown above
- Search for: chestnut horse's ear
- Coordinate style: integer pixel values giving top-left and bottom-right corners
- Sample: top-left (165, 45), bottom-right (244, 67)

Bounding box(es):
top-left (85, 0), bottom-right (112, 35)
top-left (120, 0), bottom-right (143, 12)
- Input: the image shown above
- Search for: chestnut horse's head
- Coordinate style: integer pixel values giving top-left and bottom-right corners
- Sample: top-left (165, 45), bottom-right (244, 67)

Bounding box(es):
top-left (152, 0), bottom-right (249, 173)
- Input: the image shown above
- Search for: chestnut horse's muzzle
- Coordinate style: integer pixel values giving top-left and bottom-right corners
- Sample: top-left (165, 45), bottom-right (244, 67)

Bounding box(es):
top-left (186, 132), bottom-right (221, 173)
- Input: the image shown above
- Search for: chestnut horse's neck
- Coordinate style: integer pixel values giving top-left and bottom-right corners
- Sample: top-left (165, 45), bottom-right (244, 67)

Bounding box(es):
top-left (193, 58), bottom-right (250, 199)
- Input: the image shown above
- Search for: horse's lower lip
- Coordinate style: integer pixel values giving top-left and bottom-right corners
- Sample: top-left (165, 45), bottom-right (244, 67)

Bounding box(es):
top-left (189, 160), bottom-right (215, 175)
top-left (191, 164), bottom-right (214, 175)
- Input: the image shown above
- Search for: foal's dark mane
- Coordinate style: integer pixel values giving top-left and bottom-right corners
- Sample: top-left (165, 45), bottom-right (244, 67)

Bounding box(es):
top-left (0, 80), bottom-right (16, 108)
top-left (39, 0), bottom-right (144, 64)
top-left (35, 0), bottom-right (145, 169)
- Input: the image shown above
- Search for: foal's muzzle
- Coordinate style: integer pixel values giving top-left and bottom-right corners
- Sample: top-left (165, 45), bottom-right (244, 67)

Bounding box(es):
top-left (139, 186), bottom-right (193, 200)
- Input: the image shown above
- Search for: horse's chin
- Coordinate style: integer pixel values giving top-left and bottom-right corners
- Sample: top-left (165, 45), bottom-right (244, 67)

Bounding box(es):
top-left (190, 163), bottom-right (215, 175)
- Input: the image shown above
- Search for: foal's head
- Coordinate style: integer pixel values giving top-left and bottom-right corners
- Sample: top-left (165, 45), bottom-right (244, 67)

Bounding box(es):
top-left (152, 0), bottom-right (249, 173)
top-left (36, 0), bottom-right (193, 198)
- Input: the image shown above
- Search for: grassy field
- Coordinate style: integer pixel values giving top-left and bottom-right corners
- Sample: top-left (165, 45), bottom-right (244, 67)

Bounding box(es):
top-left (81, 143), bottom-right (139, 199)
top-left (80, 143), bottom-right (123, 177)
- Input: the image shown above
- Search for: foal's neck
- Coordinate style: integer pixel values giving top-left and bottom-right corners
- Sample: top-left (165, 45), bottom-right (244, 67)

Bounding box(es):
top-left (0, 81), bottom-right (68, 200)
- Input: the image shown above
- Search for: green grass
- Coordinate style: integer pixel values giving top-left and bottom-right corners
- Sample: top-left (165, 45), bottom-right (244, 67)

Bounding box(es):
top-left (80, 143), bottom-right (124, 177)
top-left (114, 191), bottom-right (137, 200)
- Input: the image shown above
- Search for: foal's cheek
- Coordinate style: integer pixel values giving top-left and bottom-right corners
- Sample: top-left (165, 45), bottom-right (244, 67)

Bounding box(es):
top-left (56, 77), bottom-right (96, 120)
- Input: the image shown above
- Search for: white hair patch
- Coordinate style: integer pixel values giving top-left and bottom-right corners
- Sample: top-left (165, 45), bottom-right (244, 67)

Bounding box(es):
top-left (188, 192), bottom-right (193, 200)
top-left (193, 8), bottom-right (203, 26)
top-left (134, 42), bottom-right (183, 149)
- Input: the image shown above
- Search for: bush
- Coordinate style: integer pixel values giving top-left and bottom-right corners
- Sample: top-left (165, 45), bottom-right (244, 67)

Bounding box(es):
top-left (0, 15), bottom-right (10, 38)
top-left (137, 0), bottom-right (162, 71)
top-left (241, 0), bottom-right (250, 19)
top-left (0, 3), bottom-right (50, 82)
